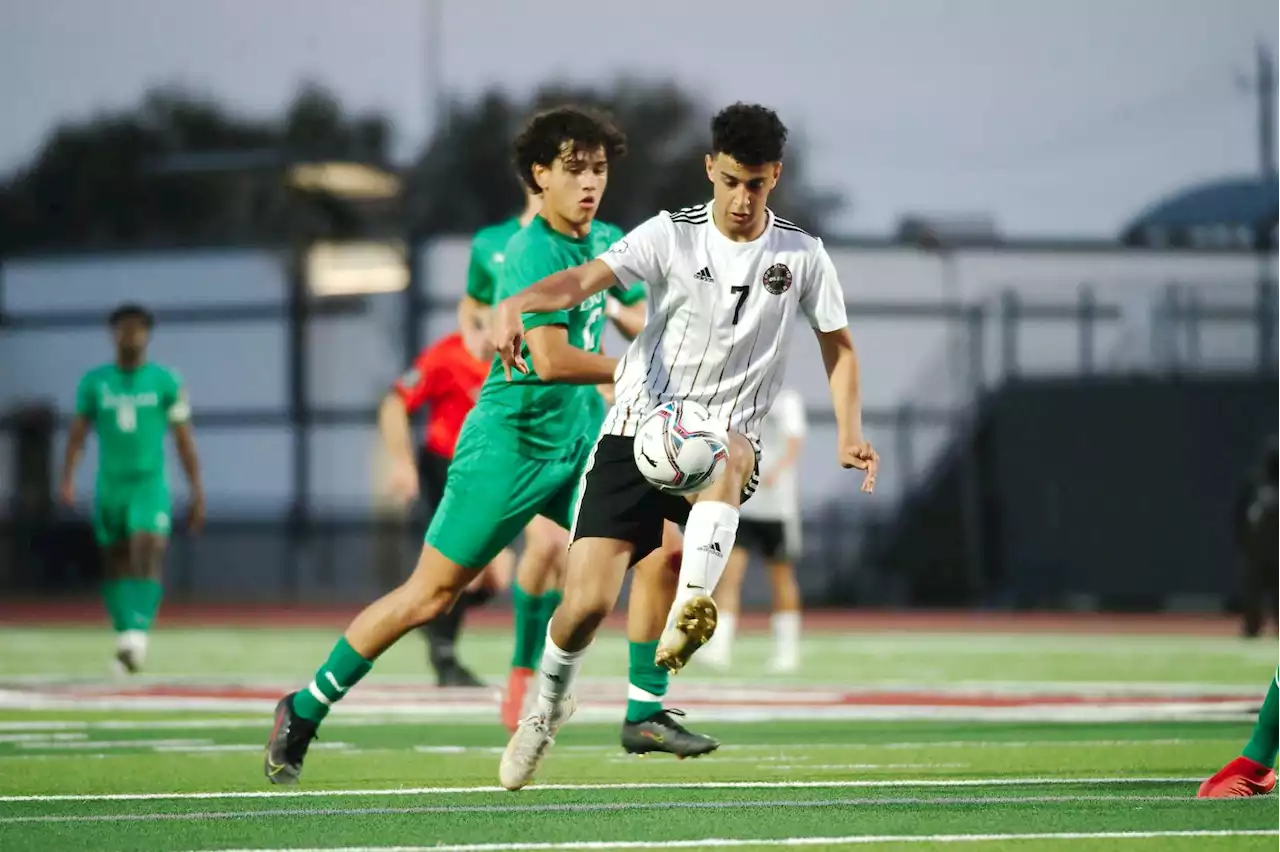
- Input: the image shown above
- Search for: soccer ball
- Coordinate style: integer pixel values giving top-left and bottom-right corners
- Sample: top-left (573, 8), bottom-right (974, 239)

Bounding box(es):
top-left (632, 401), bottom-right (729, 496)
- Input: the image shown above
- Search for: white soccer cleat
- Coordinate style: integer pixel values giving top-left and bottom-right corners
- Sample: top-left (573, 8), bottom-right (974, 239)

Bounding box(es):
top-left (111, 631), bottom-right (148, 677)
top-left (766, 654), bottom-right (800, 675)
top-left (655, 595), bottom-right (718, 674)
top-left (499, 694), bottom-right (577, 791)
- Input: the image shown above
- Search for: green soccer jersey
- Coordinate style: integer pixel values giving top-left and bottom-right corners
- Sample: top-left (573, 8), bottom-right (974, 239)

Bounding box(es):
top-left (475, 216), bottom-right (645, 456)
top-left (466, 217), bottom-right (525, 306)
top-left (74, 363), bottom-right (189, 482)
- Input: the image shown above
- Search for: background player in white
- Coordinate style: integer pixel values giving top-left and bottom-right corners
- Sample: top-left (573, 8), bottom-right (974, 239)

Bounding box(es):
top-left (699, 386), bottom-right (807, 673)
top-left (491, 103), bottom-right (878, 789)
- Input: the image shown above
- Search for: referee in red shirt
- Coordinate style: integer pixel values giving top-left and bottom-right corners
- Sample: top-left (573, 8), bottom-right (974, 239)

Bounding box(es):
top-left (377, 321), bottom-right (513, 686)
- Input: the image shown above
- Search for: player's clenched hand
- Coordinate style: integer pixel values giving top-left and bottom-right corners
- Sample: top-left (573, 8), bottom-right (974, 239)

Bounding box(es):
top-left (491, 300), bottom-right (529, 380)
top-left (58, 478), bottom-right (75, 506)
top-left (387, 455), bottom-right (420, 506)
top-left (839, 440), bottom-right (878, 493)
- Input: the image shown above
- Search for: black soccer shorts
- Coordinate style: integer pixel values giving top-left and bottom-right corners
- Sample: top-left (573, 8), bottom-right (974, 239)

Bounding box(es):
top-left (571, 434), bottom-right (761, 563)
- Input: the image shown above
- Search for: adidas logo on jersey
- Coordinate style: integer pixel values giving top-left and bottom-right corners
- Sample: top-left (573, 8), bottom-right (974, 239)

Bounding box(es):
top-left (694, 267), bottom-right (714, 282)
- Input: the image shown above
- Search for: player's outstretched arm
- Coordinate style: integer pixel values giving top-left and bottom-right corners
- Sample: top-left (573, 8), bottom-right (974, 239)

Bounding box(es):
top-left (516, 259), bottom-right (619, 314)
top-left (491, 259), bottom-right (620, 378)
top-left (58, 416), bottom-right (90, 505)
top-left (525, 326), bottom-right (619, 385)
top-left (816, 327), bottom-right (877, 493)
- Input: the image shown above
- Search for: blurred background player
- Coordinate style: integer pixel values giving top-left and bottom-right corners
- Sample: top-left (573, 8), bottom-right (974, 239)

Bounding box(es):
top-left (379, 322), bottom-right (513, 687)
top-left (59, 303), bottom-right (204, 675)
top-left (1198, 667), bottom-right (1278, 798)
top-left (1234, 435), bottom-right (1277, 638)
top-left (699, 387), bottom-right (807, 673)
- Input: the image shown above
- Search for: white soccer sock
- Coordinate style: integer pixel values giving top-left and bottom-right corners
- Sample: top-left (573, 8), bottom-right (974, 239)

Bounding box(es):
top-left (117, 630), bottom-right (148, 660)
top-left (669, 501), bottom-right (739, 622)
top-left (771, 610), bottom-right (801, 661)
top-left (536, 627), bottom-right (586, 716)
top-left (701, 611), bottom-right (737, 666)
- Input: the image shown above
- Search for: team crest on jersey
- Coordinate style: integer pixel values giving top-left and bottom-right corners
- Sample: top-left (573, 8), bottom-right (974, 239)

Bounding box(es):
top-left (762, 263), bottom-right (792, 295)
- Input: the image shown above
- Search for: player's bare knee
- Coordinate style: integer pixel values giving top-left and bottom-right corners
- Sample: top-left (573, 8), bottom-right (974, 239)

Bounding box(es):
top-left (399, 548), bottom-right (475, 626)
top-left (524, 526), bottom-right (568, 568)
top-left (726, 431), bottom-right (756, 483)
top-left (694, 431), bottom-right (755, 503)
top-left (397, 582), bottom-right (457, 628)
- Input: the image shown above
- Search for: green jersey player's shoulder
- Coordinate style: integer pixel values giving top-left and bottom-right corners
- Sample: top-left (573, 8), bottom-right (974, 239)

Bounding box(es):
top-left (596, 220), bottom-right (626, 243)
top-left (471, 216), bottom-right (523, 253)
top-left (148, 362), bottom-right (184, 387)
top-left (77, 363), bottom-right (116, 387)
top-left (80, 362), bottom-right (114, 379)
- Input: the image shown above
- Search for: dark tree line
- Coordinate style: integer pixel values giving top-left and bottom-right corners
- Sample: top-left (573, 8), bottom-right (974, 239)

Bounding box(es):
top-left (0, 81), bottom-right (843, 252)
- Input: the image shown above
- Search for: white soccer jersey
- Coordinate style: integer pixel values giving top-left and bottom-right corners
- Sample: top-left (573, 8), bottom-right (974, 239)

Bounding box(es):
top-left (596, 202), bottom-right (847, 443)
top-left (739, 387), bottom-right (807, 521)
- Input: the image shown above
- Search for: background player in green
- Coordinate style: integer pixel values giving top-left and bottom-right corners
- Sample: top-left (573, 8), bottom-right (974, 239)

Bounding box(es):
top-left (265, 107), bottom-right (714, 786)
top-left (451, 159), bottom-right (655, 730)
top-left (59, 304), bottom-right (205, 676)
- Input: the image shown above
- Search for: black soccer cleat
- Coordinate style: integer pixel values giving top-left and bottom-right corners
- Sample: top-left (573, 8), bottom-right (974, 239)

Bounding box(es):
top-left (113, 647), bottom-right (141, 675)
top-left (263, 693), bottom-right (319, 785)
top-left (621, 709), bottom-right (720, 759)
top-left (434, 659), bottom-right (487, 688)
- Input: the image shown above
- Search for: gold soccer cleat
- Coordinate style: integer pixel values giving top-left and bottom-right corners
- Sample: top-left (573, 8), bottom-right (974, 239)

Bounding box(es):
top-left (655, 595), bottom-right (718, 673)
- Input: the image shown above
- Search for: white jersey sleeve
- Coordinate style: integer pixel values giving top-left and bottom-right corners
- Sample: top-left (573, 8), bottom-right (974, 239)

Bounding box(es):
top-left (800, 242), bottom-right (848, 333)
top-left (597, 213), bottom-right (672, 286)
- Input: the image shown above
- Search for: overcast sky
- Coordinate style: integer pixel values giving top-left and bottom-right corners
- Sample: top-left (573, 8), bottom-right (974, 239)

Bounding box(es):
top-left (3, 0), bottom-right (1275, 236)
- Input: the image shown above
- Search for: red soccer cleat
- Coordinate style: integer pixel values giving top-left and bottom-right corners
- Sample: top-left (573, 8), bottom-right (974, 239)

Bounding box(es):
top-left (1197, 756), bottom-right (1277, 798)
top-left (501, 667), bottom-right (534, 733)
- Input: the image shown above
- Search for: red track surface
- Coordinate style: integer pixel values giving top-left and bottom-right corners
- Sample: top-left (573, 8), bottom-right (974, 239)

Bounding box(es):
top-left (0, 599), bottom-right (1247, 635)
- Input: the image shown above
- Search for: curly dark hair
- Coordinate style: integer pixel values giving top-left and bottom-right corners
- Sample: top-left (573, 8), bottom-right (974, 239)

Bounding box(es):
top-left (513, 106), bottom-right (628, 194)
top-left (108, 302), bottom-right (154, 329)
top-left (711, 103), bottom-right (788, 166)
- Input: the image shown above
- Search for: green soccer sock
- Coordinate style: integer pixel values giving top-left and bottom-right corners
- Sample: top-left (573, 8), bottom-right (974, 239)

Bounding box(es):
top-left (1243, 669), bottom-right (1279, 768)
top-left (137, 579), bottom-right (164, 631)
top-left (625, 640), bottom-right (669, 723)
top-left (511, 585), bottom-right (562, 670)
top-left (101, 580), bottom-right (127, 632)
top-left (115, 579), bottom-right (163, 632)
top-left (290, 637), bottom-right (373, 724)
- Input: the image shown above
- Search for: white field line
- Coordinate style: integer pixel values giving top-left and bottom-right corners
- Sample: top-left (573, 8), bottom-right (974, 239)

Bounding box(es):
top-left (0, 674), bottom-right (1262, 695)
top-left (0, 795), bottom-right (1204, 824)
top-left (0, 776), bottom-right (1203, 804)
top-left (185, 831), bottom-right (1280, 852)
top-left (0, 696), bottom-right (1257, 723)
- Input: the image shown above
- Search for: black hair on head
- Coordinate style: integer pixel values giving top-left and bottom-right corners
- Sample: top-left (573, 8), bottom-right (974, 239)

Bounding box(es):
top-left (108, 303), bottom-right (154, 328)
top-left (711, 103), bottom-right (788, 166)
top-left (513, 105), bottom-right (628, 193)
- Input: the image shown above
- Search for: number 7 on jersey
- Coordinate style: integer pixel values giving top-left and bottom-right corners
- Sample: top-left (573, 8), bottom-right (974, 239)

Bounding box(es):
top-left (731, 285), bottom-right (750, 325)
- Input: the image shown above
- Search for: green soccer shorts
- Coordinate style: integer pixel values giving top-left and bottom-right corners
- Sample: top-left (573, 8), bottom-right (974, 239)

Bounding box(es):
top-left (425, 417), bottom-right (590, 570)
top-left (92, 476), bottom-right (172, 546)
